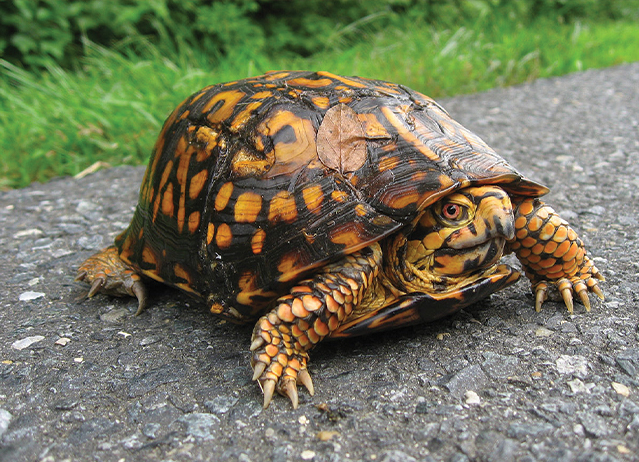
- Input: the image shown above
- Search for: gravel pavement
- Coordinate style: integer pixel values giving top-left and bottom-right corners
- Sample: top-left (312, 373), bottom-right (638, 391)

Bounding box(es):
top-left (2, 63), bottom-right (639, 462)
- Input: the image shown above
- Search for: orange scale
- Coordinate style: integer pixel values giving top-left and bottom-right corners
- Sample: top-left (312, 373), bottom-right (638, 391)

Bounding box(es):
top-left (515, 216), bottom-right (528, 230)
top-left (531, 243), bottom-right (545, 255)
top-left (547, 263), bottom-right (564, 274)
top-left (302, 295), bottom-right (322, 312)
top-left (277, 304), bottom-right (296, 323)
top-left (516, 229), bottom-right (528, 240)
top-left (332, 290), bottom-right (345, 304)
top-left (307, 329), bottom-right (320, 344)
top-left (539, 223), bottom-right (557, 241)
top-left (527, 254), bottom-right (541, 263)
top-left (265, 344), bottom-right (279, 357)
top-left (527, 216), bottom-right (544, 232)
top-left (549, 215), bottom-right (563, 228)
top-left (521, 236), bottom-right (537, 248)
top-left (562, 242), bottom-right (579, 261)
top-left (544, 241), bottom-right (558, 254)
top-left (297, 334), bottom-right (310, 348)
top-left (291, 298), bottom-right (309, 318)
top-left (518, 200), bottom-right (534, 216)
top-left (325, 295), bottom-right (339, 313)
top-left (538, 258), bottom-right (558, 269)
top-left (552, 239), bottom-right (571, 257)
top-left (271, 362), bottom-right (284, 376)
top-left (313, 318), bottom-right (330, 337)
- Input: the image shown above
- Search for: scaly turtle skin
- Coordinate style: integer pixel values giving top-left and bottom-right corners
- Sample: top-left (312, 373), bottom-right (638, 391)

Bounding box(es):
top-left (77, 71), bottom-right (604, 408)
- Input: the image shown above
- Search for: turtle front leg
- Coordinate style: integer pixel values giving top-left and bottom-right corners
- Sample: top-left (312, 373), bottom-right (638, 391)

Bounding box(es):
top-left (508, 197), bottom-right (604, 312)
top-left (250, 244), bottom-right (382, 409)
top-left (76, 245), bottom-right (147, 314)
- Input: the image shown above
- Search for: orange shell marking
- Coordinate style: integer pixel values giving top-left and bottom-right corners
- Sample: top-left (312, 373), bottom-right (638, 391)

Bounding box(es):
top-left (302, 185), bottom-right (324, 214)
top-left (234, 192), bottom-right (263, 223)
top-left (204, 90), bottom-right (246, 124)
top-left (215, 182), bottom-right (234, 211)
top-left (268, 191), bottom-right (298, 224)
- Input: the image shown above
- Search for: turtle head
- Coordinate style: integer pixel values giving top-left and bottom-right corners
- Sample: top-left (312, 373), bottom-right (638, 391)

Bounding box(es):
top-left (389, 185), bottom-right (515, 293)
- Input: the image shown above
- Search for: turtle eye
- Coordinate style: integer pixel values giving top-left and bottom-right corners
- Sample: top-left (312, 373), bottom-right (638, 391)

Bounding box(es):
top-left (442, 203), bottom-right (462, 220)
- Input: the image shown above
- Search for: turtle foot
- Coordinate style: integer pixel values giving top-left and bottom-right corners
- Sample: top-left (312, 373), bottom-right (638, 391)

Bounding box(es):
top-left (250, 312), bottom-right (315, 409)
top-left (76, 245), bottom-right (147, 314)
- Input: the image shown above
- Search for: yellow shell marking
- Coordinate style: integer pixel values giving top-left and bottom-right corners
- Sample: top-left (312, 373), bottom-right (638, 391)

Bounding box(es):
top-left (206, 223), bottom-right (215, 245)
top-left (268, 191), bottom-right (298, 224)
top-left (188, 211), bottom-right (201, 234)
top-left (189, 170), bottom-right (208, 200)
top-left (287, 77), bottom-right (333, 88)
top-left (214, 182), bottom-right (234, 211)
top-left (161, 183), bottom-right (175, 217)
top-left (258, 110), bottom-right (317, 178)
top-left (380, 106), bottom-right (441, 162)
top-left (204, 90), bottom-right (246, 124)
top-left (231, 101), bottom-right (263, 132)
top-left (234, 192), bottom-right (263, 223)
top-left (302, 185), bottom-right (324, 214)
top-left (317, 71), bottom-right (367, 88)
top-left (153, 159), bottom-right (174, 220)
top-left (251, 229), bottom-right (266, 254)
top-left (312, 96), bottom-right (330, 109)
top-left (215, 223), bottom-right (233, 249)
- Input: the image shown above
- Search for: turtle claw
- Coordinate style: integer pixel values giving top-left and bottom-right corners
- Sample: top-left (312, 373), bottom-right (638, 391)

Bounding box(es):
top-left (560, 286), bottom-right (574, 314)
top-left (298, 369), bottom-right (315, 396)
top-left (250, 337), bottom-right (265, 352)
top-left (534, 284), bottom-right (548, 312)
top-left (252, 361), bottom-right (267, 381)
top-left (578, 289), bottom-right (591, 312)
top-left (592, 284), bottom-right (604, 300)
top-left (262, 379), bottom-right (276, 409)
top-left (88, 276), bottom-right (106, 298)
top-left (132, 281), bottom-right (147, 315)
top-left (284, 380), bottom-right (299, 409)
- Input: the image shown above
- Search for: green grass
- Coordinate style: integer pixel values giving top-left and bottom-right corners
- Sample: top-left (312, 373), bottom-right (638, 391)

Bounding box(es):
top-left (1, 16), bottom-right (638, 189)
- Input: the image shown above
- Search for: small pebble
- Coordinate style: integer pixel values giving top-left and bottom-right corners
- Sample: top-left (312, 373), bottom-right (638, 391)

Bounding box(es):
top-left (100, 309), bottom-right (129, 323)
top-left (535, 327), bottom-right (553, 337)
top-left (0, 409), bottom-right (13, 438)
top-left (317, 430), bottom-right (340, 441)
top-left (465, 390), bottom-right (480, 405)
top-left (12, 335), bottom-right (45, 350)
top-left (611, 382), bottom-right (630, 397)
top-left (13, 229), bottom-right (43, 239)
top-left (301, 450), bottom-right (316, 460)
top-left (55, 337), bottom-right (71, 346)
top-left (567, 378), bottom-right (593, 394)
top-left (19, 291), bottom-right (45, 302)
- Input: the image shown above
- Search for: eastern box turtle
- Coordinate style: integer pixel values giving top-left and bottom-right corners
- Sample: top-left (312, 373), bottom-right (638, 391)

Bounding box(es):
top-left (77, 71), bottom-right (604, 408)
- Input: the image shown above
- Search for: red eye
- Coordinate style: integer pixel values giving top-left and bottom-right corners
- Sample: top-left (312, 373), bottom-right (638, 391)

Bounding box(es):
top-left (442, 203), bottom-right (461, 220)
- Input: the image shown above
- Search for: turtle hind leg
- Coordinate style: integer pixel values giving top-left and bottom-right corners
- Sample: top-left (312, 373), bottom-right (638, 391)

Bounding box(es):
top-left (508, 197), bottom-right (604, 313)
top-left (76, 245), bottom-right (147, 314)
top-left (250, 244), bottom-right (382, 409)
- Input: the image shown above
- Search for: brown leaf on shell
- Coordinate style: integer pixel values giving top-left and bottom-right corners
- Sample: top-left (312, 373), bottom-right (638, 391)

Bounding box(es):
top-left (316, 103), bottom-right (367, 173)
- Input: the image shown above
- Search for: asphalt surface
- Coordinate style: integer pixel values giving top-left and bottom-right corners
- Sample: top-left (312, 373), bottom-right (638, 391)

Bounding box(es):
top-left (2, 63), bottom-right (639, 462)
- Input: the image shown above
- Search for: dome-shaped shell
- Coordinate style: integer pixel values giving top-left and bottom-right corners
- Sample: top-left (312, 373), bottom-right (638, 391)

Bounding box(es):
top-left (115, 71), bottom-right (548, 321)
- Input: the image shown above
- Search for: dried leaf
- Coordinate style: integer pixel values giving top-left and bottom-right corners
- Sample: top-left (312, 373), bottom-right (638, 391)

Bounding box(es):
top-left (317, 103), bottom-right (367, 173)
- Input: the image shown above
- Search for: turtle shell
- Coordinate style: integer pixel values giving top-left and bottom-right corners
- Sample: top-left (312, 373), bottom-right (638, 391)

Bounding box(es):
top-left (115, 71), bottom-right (548, 322)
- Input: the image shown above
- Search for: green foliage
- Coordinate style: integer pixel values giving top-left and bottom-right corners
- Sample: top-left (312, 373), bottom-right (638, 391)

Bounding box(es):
top-left (3, 0), bottom-right (637, 69)
top-left (1, 1), bottom-right (639, 188)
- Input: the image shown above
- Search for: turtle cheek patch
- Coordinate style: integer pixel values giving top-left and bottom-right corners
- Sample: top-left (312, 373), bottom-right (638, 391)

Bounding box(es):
top-left (432, 239), bottom-right (506, 276)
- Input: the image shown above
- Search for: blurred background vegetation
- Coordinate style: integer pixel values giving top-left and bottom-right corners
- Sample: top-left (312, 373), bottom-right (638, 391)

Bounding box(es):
top-left (1, 0), bottom-right (639, 188)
